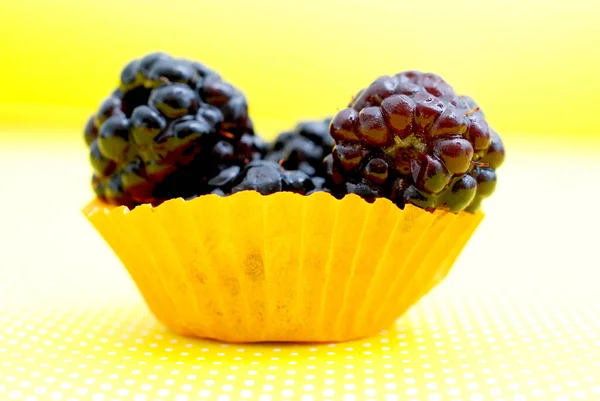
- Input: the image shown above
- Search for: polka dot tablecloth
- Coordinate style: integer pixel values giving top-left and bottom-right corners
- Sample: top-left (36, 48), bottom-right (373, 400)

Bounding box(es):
top-left (1, 140), bottom-right (600, 401)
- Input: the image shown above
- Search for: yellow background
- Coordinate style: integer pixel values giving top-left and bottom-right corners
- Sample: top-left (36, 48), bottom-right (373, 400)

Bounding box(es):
top-left (1, 1), bottom-right (600, 400)
top-left (1, 0), bottom-right (599, 138)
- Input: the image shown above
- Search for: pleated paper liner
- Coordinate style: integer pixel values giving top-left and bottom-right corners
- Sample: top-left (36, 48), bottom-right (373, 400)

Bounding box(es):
top-left (83, 191), bottom-right (483, 343)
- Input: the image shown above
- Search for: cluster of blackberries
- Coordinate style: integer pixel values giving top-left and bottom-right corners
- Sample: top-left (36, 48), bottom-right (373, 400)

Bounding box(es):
top-left (86, 54), bottom-right (504, 213)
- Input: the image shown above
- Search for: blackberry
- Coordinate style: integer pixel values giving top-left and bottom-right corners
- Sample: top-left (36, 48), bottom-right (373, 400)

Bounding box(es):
top-left (266, 118), bottom-right (334, 177)
top-left (205, 161), bottom-right (316, 196)
top-left (327, 71), bottom-right (505, 212)
top-left (84, 52), bottom-right (260, 207)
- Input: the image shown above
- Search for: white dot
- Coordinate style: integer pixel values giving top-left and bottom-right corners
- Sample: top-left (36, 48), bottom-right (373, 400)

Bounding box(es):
top-left (76, 388), bottom-right (88, 396)
top-left (217, 396), bottom-right (230, 401)
top-left (385, 395), bottom-right (399, 401)
top-left (323, 389), bottom-right (335, 397)
top-left (427, 382), bottom-right (438, 391)
top-left (365, 389), bottom-right (376, 396)
top-left (50, 392), bottom-right (63, 401)
top-left (91, 395), bottom-right (105, 401)
top-left (157, 389), bottom-right (170, 396)
top-left (8, 391), bottom-right (22, 400)
top-left (141, 384), bottom-right (152, 391)
top-left (133, 395), bottom-right (147, 401)
top-left (258, 396), bottom-right (272, 401)
top-left (263, 385), bottom-right (274, 392)
top-left (470, 394), bottom-right (484, 401)
top-left (428, 393), bottom-right (441, 401)
top-left (365, 378), bottom-right (375, 385)
top-left (34, 387), bottom-right (46, 395)
top-left (406, 388), bottom-right (418, 396)
top-left (284, 380), bottom-right (294, 386)
top-left (199, 390), bottom-right (211, 397)
top-left (240, 389), bottom-right (253, 398)
top-left (281, 389), bottom-right (294, 397)
top-left (222, 384), bottom-right (233, 392)
top-left (303, 384), bottom-right (314, 392)
top-left (532, 389), bottom-right (544, 397)
top-left (300, 396), bottom-right (314, 401)
top-left (117, 389), bottom-right (129, 396)
top-left (385, 383), bottom-right (396, 390)
top-left (175, 395), bottom-right (188, 401)
top-left (344, 395), bottom-right (356, 401)
top-left (344, 384), bottom-right (355, 391)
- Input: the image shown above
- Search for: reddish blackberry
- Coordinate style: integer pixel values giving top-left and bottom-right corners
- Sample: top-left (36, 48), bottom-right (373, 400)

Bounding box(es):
top-left (327, 72), bottom-right (505, 212)
top-left (266, 118), bottom-right (334, 177)
top-left (85, 53), bottom-right (260, 207)
top-left (205, 161), bottom-right (317, 196)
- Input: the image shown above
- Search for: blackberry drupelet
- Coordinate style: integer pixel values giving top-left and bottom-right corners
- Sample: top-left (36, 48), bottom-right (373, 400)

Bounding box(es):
top-left (327, 71), bottom-right (505, 212)
top-left (266, 118), bottom-right (334, 177)
top-left (85, 52), bottom-right (261, 207)
top-left (205, 161), bottom-right (317, 196)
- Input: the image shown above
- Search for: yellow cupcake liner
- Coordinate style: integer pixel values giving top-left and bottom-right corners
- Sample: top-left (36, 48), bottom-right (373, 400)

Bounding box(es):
top-left (83, 191), bottom-right (483, 343)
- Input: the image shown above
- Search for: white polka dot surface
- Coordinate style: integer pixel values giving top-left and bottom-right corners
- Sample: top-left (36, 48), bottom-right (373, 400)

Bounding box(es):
top-left (1, 140), bottom-right (600, 400)
top-left (1, 292), bottom-right (599, 401)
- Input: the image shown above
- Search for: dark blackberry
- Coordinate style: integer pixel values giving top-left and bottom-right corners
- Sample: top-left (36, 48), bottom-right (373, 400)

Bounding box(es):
top-left (266, 118), bottom-right (334, 177)
top-left (84, 53), bottom-right (258, 207)
top-left (206, 161), bottom-right (315, 196)
top-left (327, 71), bottom-right (505, 213)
